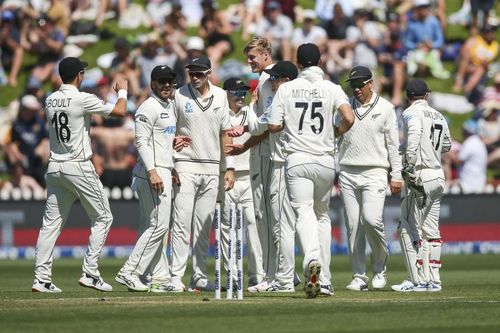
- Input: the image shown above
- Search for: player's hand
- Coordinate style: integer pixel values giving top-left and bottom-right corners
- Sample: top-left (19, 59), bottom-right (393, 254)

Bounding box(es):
top-left (173, 136), bottom-right (191, 152)
top-left (390, 180), bottom-right (403, 194)
top-left (113, 78), bottom-right (128, 92)
top-left (251, 88), bottom-right (259, 104)
top-left (148, 169), bottom-right (164, 193)
top-left (402, 163), bottom-right (416, 184)
top-left (224, 169), bottom-right (235, 191)
top-left (171, 168), bottom-right (181, 186)
top-left (227, 126), bottom-right (245, 137)
top-left (224, 143), bottom-right (246, 156)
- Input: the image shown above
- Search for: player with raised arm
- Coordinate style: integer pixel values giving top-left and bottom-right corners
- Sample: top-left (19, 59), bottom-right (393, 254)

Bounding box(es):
top-left (268, 44), bottom-right (354, 298)
top-left (392, 79), bottom-right (451, 292)
top-left (115, 65), bottom-right (191, 292)
top-left (339, 66), bottom-right (402, 292)
top-left (169, 55), bottom-right (235, 292)
top-left (32, 57), bottom-right (128, 293)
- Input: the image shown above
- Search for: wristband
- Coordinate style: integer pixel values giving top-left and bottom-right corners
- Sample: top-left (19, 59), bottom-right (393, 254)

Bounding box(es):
top-left (225, 156), bottom-right (236, 170)
top-left (118, 89), bottom-right (128, 100)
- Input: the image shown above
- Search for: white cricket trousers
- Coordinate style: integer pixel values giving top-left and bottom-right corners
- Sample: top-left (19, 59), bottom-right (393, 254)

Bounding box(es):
top-left (119, 167), bottom-right (172, 284)
top-left (34, 160), bottom-right (112, 282)
top-left (249, 154), bottom-right (275, 281)
top-left (286, 153), bottom-right (335, 285)
top-left (399, 169), bottom-right (444, 285)
top-left (339, 166), bottom-right (389, 281)
top-left (170, 172), bottom-right (219, 287)
top-left (271, 161), bottom-right (298, 288)
top-left (218, 171), bottom-right (265, 285)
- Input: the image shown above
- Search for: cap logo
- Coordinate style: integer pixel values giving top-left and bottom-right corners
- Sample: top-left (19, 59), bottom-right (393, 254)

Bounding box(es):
top-left (193, 58), bottom-right (199, 62)
top-left (351, 71), bottom-right (357, 75)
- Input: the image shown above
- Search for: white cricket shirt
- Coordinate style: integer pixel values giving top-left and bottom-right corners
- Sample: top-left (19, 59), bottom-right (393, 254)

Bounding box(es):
top-left (174, 82), bottom-right (231, 175)
top-left (220, 105), bottom-right (251, 172)
top-left (45, 84), bottom-right (113, 162)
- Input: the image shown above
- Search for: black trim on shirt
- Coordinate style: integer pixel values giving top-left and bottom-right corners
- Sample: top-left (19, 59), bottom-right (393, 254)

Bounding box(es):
top-left (188, 85), bottom-right (214, 112)
top-left (352, 95), bottom-right (380, 121)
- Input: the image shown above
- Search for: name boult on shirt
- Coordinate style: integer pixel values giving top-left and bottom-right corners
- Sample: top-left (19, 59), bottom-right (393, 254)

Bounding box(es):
top-left (46, 98), bottom-right (72, 108)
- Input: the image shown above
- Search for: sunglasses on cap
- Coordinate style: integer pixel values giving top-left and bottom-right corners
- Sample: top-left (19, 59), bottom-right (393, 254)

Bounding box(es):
top-left (349, 79), bottom-right (371, 89)
top-left (188, 70), bottom-right (210, 78)
top-left (228, 90), bottom-right (247, 98)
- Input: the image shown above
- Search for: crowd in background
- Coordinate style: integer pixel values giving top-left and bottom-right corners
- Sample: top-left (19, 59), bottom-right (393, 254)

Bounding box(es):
top-left (0, 0), bottom-right (498, 198)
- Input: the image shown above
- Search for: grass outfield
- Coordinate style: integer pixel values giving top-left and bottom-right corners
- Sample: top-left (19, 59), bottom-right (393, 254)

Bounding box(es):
top-left (0, 254), bottom-right (499, 333)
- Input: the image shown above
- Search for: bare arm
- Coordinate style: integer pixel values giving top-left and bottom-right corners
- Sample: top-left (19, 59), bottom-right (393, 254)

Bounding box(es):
top-left (335, 103), bottom-right (355, 137)
top-left (109, 79), bottom-right (128, 117)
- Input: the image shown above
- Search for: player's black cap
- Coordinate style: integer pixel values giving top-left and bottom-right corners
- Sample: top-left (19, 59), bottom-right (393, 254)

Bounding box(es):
top-left (223, 77), bottom-right (250, 91)
top-left (296, 43), bottom-right (321, 67)
top-left (406, 79), bottom-right (431, 98)
top-left (346, 66), bottom-right (372, 82)
top-left (264, 61), bottom-right (298, 80)
top-left (58, 57), bottom-right (88, 81)
top-left (185, 55), bottom-right (211, 71)
top-left (151, 65), bottom-right (176, 81)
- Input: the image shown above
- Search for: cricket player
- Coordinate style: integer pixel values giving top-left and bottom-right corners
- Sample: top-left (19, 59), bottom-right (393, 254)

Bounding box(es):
top-left (169, 55), bottom-right (235, 292)
top-left (268, 43), bottom-right (354, 298)
top-left (392, 79), bottom-right (451, 292)
top-left (115, 65), bottom-right (191, 292)
top-left (226, 61), bottom-right (300, 293)
top-left (339, 66), bottom-right (402, 292)
top-left (32, 57), bottom-right (128, 292)
top-left (218, 77), bottom-right (264, 287)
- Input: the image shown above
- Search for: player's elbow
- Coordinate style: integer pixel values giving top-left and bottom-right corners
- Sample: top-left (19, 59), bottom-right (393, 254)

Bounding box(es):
top-left (110, 100), bottom-right (127, 118)
top-left (268, 124), bottom-right (282, 133)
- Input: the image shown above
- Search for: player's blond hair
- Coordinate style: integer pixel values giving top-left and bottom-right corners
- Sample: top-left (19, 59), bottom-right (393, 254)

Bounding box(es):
top-left (243, 37), bottom-right (272, 56)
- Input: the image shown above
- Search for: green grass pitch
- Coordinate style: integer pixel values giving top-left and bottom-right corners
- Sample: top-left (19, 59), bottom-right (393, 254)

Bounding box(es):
top-left (1, 254), bottom-right (499, 333)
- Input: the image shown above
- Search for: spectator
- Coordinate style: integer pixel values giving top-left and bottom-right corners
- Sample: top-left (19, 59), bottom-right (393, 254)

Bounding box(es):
top-left (478, 101), bottom-right (500, 168)
top-left (452, 25), bottom-right (498, 101)
top-left (46, 0), bottom-right (72, 36)
top-left (96, 0), bottom-right (128, 27)
top-left (29, 15), bottom-right (65, 83)
top-left (404, 0), bottom-right (449, 79)
top-left (453, 119), bottom-right (488, 193)
top-left (3, 95), bottom-right (49, 187)
top-left (161, 32), bottom-right (187, 86)
top-left (470, 0), bottom-right (496, 33)
top-left (255, 1), bottom-right (293, 60)
top-left (315, 0), bottom-right (355, 25)
top-left (291, 10), bottom-right (327, 62)
top-left (199, 0), bottom-right (234, 72)
top-left (0, 10), bottom-right (24, 87)
top-left (109, 37), bottom-right (141, 97)
top-left (241, 0), bottom-right (264, 40)
top-left (0, 160), bottom-right (46, 199)
top-left (135, 32), bottom-right (168, 89)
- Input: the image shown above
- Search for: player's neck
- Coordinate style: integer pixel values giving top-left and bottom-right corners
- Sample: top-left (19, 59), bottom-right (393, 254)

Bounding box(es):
top-left (356, 91), bottom-right (373, 105)
top-left (196, 83), bottom-right (210, 97)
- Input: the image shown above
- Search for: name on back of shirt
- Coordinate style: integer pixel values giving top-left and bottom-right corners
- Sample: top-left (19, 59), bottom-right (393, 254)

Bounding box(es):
top-left (291, 89), bottom-right (325, 100)
top-left (423, 110), bottom-right (444, 120)
top-left (46, 98), bottom-right (72, 108)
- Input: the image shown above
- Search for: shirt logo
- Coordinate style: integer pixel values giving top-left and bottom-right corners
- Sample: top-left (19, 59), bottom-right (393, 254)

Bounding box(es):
top-left (213, 107), bottom-right (220, 113)
top-left (164, 126), bottom-right (176, 135)
top-left (161, 113), bottom-right (169, 119)
top-left (136, 115), bottom-right (148, 123)
top-left (185, 101), bottom-right (194, 113)
top-left (266, 96), bottom-right (273, 108)
top-left (371, 113), bottom-right (381, 120)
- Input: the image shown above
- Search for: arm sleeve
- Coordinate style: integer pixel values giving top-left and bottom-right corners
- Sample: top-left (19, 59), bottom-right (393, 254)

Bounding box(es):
top-left (135, 107), bottom-right (157, 171)
top-left (220, 96), bottom-right (232, 131)
top-left (333, 85), bottom-right (350, 110)
top-left (385, 107), bottom-right (403, 180)
top-left (441, 124), bottom-right (452, 153)
top-left (82, 93), bottom-right (113, 116)
top-left (403, 23), bottom-right (417, 50)
top-left (403, 109), bottom-right (422, 166)
top-left (431, 18), bottom-right (444, 49)
top-left (268, 86), bottom-right (286, 126)
top-left (247, 102), bottom-right (270, 135)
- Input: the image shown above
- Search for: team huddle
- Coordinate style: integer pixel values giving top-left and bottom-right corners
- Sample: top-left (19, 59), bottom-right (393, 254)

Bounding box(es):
top-left (31, 37), bottom-right (451, 298)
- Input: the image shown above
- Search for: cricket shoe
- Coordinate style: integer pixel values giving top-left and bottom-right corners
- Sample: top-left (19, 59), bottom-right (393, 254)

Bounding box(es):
top-left (79, 273), bottom-right (113, 292)
top-left (371, 272), bottom-right (387, 289)
top-left (247, 280), bottom-right (270, 293)
top-left (304, 260), bottom-right (321, 298)
top-left (391, 280), bottom-right (415, 292)
top-left (265, 281), bottom-right (295, 293)
top-left (346, 277), bottom-right (369, 291)
top-left (293, 272), bottom-right (301, 287)
top-left (115, 273), bottom-right (149, 292)
top-left (169, 277), bottom-right (186, 292)
top-left (427, 282), bottom-right (442, 292)
top-left (413, 283), bottom-right (430, 292)
top-left (150, 283), bottom-right (175, 293)
top-left (32, 279), bottom-right (62, 293)
top-left (320, 285), bottom-right (334, 296)
top-left (188, 279), bottom-right (215, 292)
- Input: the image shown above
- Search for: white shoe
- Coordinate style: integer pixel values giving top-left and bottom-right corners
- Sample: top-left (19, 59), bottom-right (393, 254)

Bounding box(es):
top-left (79, 273), bottom-right (113, 292)
top-left (427, 282), bottom-right (442, 292)
top-left (247, 280), bottom-right (270, 293)
top-left (413, 283), bottom-right (429, 292)
top-left (169, 277), bottom-right (186, 292)
top-left (391, 280), bottom-right (415, 292)
top-left (150, 283), bottom-right (175, 293)
top-left (264, 281), bottom-right (295, 293)
top-left (320, 284), bottom-right (334, 296)
top-left (32, 279), bottom-right (62, 293)
top-left (188, 279), bottom-right (215, 292)
top-left (115, 273), bottom-right (149, 292)
top-left (371, 272), bottom-right (387, 289)
top-left (304, 260), bottom-right (321, 298)
top-left (346, 277), bottom-right (368, 291)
